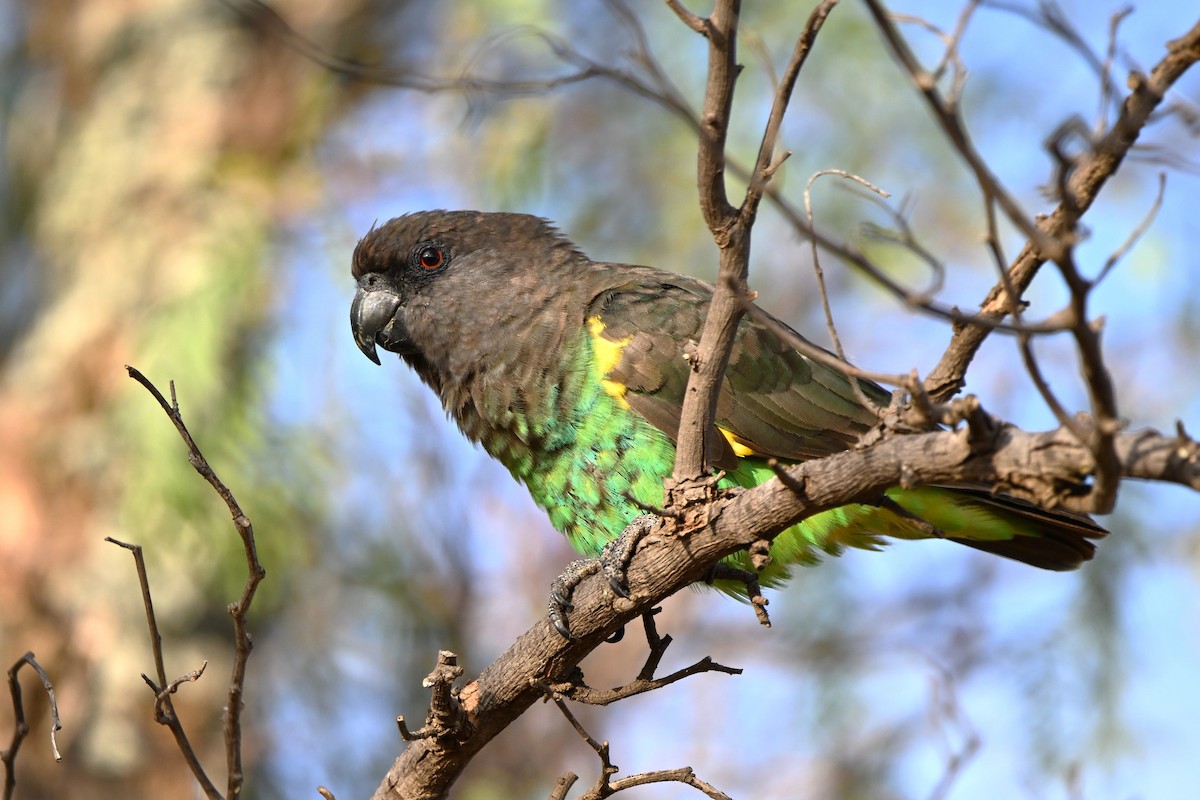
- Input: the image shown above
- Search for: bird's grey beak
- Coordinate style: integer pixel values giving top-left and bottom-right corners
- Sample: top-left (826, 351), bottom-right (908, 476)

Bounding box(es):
top-left (351, 286), bottom-right (407, 364)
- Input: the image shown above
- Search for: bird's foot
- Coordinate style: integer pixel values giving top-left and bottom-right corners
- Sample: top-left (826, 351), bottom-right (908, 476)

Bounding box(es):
top-left (547, 515), bottom-right (660, 640)
top-left (548, 558), bottom-right (600, 640)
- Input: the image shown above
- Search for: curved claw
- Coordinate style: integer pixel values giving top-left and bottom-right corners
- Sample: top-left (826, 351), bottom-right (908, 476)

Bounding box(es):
top-left (607, 574), bottom-right (632, 599)
top-left (549, 608), bottom-right (577, 642)
top-left (547, 558), bottom-right (601, 641)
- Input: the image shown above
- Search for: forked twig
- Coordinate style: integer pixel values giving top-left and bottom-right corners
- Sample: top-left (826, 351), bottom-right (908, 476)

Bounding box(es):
top-left (121, 366), bottom-right (267, 800)
top-left (106, 538), bottom-right (221, 800)
top-left (541, 611), bottom-right (742, 706)
top-left (549, 686), bottom-right (733, 800)
top-left (3, 652), bottom-right (62, 800)
top-left (672, 0), bottom-right (838, 480)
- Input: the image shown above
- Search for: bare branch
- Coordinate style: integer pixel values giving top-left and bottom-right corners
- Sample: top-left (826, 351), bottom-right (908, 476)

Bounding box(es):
top-left (984, 0), bottom-right (1129, 127)
top-left (1096, 171), bottom-right (1166, 285)
top-left (925, 16), bottom-right (1200, 400)
top-left (547, 772), bottom-right (578, 800)
top-left (708, 563), bottom-right (772, 627)
top-left (804, 168), bottom-right (893, 363)
top-left (605, 768), bottom-right (733, 800)
top-left (864, 0), bottom-right (1057, 260)
top-left (542, 613), bottom-right (742, 706)
top-left (550, 694), bottom-right (733, 800)
top-left (3, 652), bottom-right (62, 800)
top-left (745, 0), bottom-right (837, 206)
top-left (107, 537), bottom-right (221, 800)
top-left (124, 366), bottom-right (268, 800)
top-left (740, 299), bottom-right (912, 390)
top-left (669, 0), bottom-right (747, 480)
top-left (395, 651), bottom-right (470, 744)
top-left (665, 0), bottom-right (707, 35)
top-left (672, 0), bottom-right (837, 481)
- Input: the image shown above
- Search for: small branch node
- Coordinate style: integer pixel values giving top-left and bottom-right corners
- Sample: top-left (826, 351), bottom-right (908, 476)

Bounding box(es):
top-left (400, 651), bottom-right (472, 745)
top-left (548, 772), bottom-right (579, 800)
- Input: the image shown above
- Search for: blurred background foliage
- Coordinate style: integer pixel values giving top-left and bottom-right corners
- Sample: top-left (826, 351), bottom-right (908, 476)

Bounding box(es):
top-left (1, 1), bottom-right (1198, 798)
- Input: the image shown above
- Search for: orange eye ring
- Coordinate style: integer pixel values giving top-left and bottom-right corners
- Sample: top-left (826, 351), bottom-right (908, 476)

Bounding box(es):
top-left (418, 246), bottom-right (443, 270)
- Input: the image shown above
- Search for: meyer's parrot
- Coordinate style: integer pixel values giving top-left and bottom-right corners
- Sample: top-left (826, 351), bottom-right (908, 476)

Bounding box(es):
top-left (350, 210), bottom-right (1106, 614)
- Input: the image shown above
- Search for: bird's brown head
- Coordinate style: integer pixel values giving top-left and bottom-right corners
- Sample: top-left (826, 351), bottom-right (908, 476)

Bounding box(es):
top-left (350, 210), bottom-right (586, 365)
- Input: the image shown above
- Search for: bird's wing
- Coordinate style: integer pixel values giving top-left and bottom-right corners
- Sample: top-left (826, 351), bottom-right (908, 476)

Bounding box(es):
top-left (588, 268), bottom-right (888, 467)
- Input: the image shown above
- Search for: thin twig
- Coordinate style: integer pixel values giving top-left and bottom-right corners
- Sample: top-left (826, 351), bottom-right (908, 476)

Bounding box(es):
top-left (124, 366), bottom-right (267, 800)
top-left (551, 696), bottom-right (733, 799)
top-left (740, 300), bottom-right (911, 390)
top-left (107, 538), bottom-right (221, 800)
top-left (541, 611), bottom-right (741, 706)
top-left (605, 768), bottom-right (733, 800)
top-left (1096, 171), bottom-right (1165, 286)
top-left (745, 0), bottom-right (837, 205)
top-left (553, 655), bottom-right (743, 706)
top-left (804, 169), bottom-right (892, 362)
top-left (924, 15), bottom-right (1200, 401)
top-left (984, 0), bottom-right (1128, 125)
top-left (3, 652), bottom-right (62, 800)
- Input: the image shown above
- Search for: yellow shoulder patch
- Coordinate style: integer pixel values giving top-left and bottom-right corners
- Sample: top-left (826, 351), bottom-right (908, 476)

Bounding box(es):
top-left (586, 316), bottom-right (634, 407)
top-left (717, 426), bottom-right (760, 458)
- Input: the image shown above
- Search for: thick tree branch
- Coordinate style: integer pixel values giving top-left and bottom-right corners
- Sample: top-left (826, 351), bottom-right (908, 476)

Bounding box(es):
top-left (371, 415), bottom-right (1199, 798)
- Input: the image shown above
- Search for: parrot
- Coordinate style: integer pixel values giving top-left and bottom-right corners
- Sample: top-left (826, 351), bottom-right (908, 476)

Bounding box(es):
top-left (350, 210), bottom-right (1106, 616)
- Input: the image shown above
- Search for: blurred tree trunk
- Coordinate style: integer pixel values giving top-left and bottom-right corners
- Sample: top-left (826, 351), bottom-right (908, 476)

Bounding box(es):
top-left (0, 2), bottom-right (371, 796)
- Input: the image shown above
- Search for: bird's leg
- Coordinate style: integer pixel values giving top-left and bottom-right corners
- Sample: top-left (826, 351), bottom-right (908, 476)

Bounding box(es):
top-left (547, 515), bottom-right (661, 640)
top-left (598, 514), bottom-right (660, 600)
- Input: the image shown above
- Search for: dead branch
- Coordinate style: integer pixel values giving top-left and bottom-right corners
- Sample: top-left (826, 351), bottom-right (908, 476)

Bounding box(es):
top-left (922, 15), bottom-right (1200, 401)
top-left (672, 0), bottom-right (838, 483)
top-left (395, 651), bottom-right (471, 744)
top-left (540, 611), bottom-right (741, 706)
top-left (2, 653), bottom-right (62, 800)
top-left (122, 366), bottom-right (267, 800)
top-left (549, 693), bottom-right (732, 800)
top-left (106, 538), bottom-right (221, 800)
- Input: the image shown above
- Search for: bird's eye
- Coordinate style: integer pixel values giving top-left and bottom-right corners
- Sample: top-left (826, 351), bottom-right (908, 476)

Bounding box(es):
top-left (418, 245), bottom-right (444, 270)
